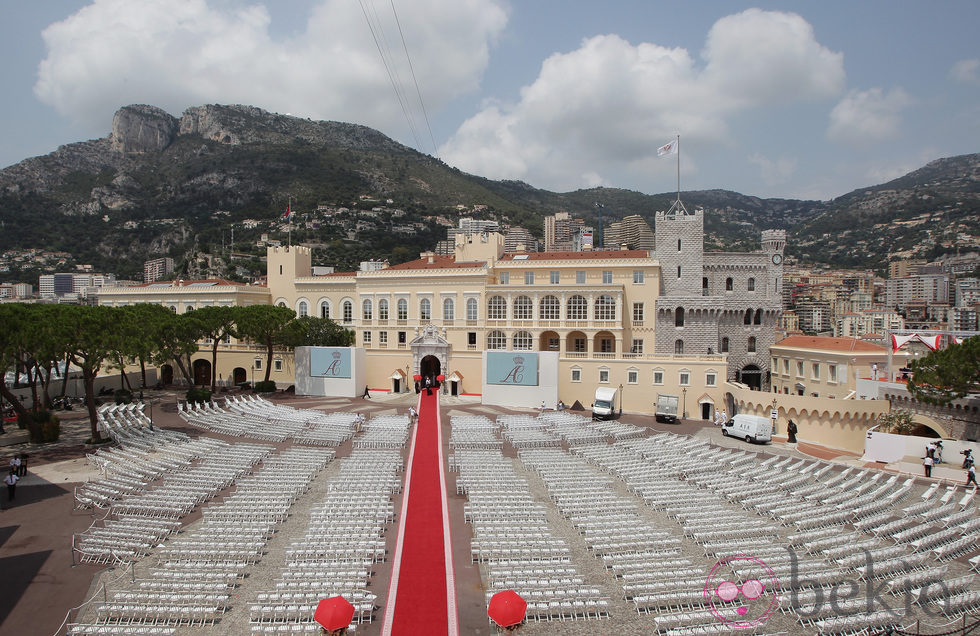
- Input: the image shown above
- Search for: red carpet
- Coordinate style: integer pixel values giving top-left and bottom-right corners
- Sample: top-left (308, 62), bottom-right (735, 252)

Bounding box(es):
top-left (382, 390), bottom-right (458, 635)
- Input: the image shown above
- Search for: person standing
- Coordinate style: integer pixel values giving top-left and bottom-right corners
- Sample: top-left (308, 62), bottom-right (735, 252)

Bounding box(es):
top-left (10, 455), bottom-right (20, 476)
top-left (967, 464), bottom-right (978, 488)
top-left (17, 453), bottom-right (27, 477)
top-left (924, 455), bottom-right (934, 478)
top-left (4, 470), bottom-right (18, 502)
top-left (786, 420), bottom-right (798, 444)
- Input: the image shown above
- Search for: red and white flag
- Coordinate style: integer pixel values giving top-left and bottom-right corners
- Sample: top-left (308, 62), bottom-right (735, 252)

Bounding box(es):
top-left (283, 204), bottom-right (291, 220)
top-left (657, 139), bottom-right (677, 157)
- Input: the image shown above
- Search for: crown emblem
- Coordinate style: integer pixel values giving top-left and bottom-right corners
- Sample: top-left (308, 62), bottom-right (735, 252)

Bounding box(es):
top-left (513, 356), bottom-right (525, 364)
top-left (332, 351), bottom-right (342, 359)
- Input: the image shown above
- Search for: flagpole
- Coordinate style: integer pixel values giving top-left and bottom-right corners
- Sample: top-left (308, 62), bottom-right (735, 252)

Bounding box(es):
top-left (287, 196), bottom-right (292, 249)
top-left (675, 134), bottom-right (680, 203)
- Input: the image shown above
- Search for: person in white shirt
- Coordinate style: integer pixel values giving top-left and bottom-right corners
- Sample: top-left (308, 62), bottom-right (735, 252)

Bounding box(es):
top-left (4, 470), bottom-right (18, 502)
top-left (924, 455), bottom-right (934, 477)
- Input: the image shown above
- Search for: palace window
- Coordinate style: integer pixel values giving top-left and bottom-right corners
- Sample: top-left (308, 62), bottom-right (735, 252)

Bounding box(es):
top-left (466, 297), bottom-right (478, 320)
top-left (514, 296), bottom-right (532, 320)
top-left (378, 299), bottom-right (388, 320)
top-left (443, 298), bottom-right (454, 320)
top-left (540, 295), bottom-right (560, 320)
top-left (567, 295), bottom-right (588, 320)
top-left (343, 300), bottom-right (353, 323)
top-left (513, 331), bottom-right (532, 350)
top-left (487, 330), bottom-right (506, 350)
top-left (595, 295), bottom-right (616, 320)
top-left (362, 299), bottom-right (372, 320)
top-left (420, 298), bottom-right (431, 321)
top-left (488, 295), bottom-right (506, 319)
top-left (397, 298), bottom-right (408, 320)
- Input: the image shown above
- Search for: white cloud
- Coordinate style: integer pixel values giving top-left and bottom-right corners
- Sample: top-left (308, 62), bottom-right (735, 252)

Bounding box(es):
top-left (440, 9), bottom-right (845, 191)
top-left (701, 9), bottom-right (845, 106)
top-left (827, 87), bottom-right (912, 144)
top-left (747, 153), bottom-right (797, 186)
top-left (33, 0), bottom-right (508, 140)
top-left (949, 58), bottom-right (980, 85)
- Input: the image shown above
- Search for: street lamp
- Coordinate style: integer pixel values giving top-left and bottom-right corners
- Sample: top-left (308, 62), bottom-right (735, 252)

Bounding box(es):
top-left (618, 383), bottom-right (623, 417)
top-left (682, 387), bottom-right (687, 419)
top-left (770, 396), bottom-right (778, 434)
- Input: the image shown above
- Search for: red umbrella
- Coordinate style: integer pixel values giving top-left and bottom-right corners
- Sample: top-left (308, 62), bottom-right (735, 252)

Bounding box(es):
top-left (436, 374), bottom-right (445, 382)
top-left (488, 590), bottom-right (527, 628)
top-left (314, 596), bottom-right (355, 631)
top-left (413, 374), bottom-right (422, 381)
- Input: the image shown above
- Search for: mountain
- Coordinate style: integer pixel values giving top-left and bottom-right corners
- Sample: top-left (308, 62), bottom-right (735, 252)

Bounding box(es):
top-left (0, 104), bottom-right (977, 282)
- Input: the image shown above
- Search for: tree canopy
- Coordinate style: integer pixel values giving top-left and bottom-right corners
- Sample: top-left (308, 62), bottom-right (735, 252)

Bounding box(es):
top-left (907, 335), bottom-right (980, 405)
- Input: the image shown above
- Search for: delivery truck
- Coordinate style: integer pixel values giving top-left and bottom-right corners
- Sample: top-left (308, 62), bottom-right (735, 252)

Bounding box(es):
top-left (655, 394), bottom-right (679, 423)
top-left (592, 386), bottom-right (618, 420)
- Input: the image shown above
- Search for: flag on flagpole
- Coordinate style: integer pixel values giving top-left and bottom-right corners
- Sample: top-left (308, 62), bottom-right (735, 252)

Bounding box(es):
top-left (283, 204), bottom-right (291, 220)
top-left (657, 139), bottom-right (678, 157)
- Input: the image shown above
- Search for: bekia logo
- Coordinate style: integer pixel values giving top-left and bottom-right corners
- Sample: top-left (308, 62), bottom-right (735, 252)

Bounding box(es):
top-left (704, 554), bottom-right (780, 627)
top-left (498, 355), bottom-right (525, 384)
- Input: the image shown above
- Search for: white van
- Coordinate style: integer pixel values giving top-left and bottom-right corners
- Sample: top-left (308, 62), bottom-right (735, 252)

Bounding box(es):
top-left (721, 414), bottom-right (772, 444)
top-left (592, 386), bottom-right (618, 420)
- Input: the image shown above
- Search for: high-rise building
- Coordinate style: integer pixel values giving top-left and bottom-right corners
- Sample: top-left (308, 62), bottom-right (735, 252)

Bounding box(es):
top-left (543, 212), bottom-right (584, 251)
top-left (603, 214), bottom-right (655, 251)
top-left (504, 227), bottom-right (538, 252)
top-left (144, 257), bottom-right (175, 283)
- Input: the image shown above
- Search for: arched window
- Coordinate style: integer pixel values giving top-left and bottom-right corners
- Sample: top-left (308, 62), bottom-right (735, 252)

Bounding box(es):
top-left (721, 337), bottom-right (730, 353)
top-left (320, 300), bottom-right (331, 319)
top-left (170, 305), bottom-right (177, 313)
top-left (487, 330), bottom-right (506, 350)
top-left (567, 295), bottom-right (588, 320)
top-left (377, 299), bottom-right (388, 320)
top-left (342, 300), bottom-right (353, 323)
top-left (674, 339), bottom-right (684, 355)
top-left (298, 301), bottom-right (308, 317)
top-left (675, 307), bottom-right (685, 327)
top-left (744, 309), bottom-right (753, 325)
top-left (186, 305), bottom-right (195, 312)
top-left (754, 309), bottom-right (762, 325)
top-left (513, 295), bottom-right (532, 320)
top-left (420, 298), bottom-right (431, 321)
top-left (443, 298), bottom-right (454, 320)
top-left (397, 298), bottom-right (408, 320)
top-left (595, 294), bottom-right (616, 320)
top-left (726, 277), bottom-right (733, 291)
top-left (540, 295), bottom-right (560, 320)
top-left (362, 299), bottom-right (372, 320)
top-left (513, 331), bottom-right (532, 350)
top-left (488, 295), bottom-right (506, 319)
top-left (747, 277), bottom-right (756, 292)
top-left (748, 336), bottom-right (757, 352)
top-left (466, 297), bottom-right (478, 320)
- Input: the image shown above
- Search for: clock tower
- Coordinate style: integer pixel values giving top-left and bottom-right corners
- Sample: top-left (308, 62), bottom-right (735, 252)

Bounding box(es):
top-left (762, 229), bottom-right (786, 298)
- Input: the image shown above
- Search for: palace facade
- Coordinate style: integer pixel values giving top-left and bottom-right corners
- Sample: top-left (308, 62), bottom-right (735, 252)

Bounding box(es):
top-left (98, 207), bottom-right (786, 419)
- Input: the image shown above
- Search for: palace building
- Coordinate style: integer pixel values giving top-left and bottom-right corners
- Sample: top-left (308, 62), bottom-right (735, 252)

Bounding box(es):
top-left (98, 207), bottom-right (785, 419)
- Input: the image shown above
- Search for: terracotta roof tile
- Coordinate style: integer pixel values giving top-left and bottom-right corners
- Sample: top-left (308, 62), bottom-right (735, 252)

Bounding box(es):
top-left (775, 334), bottom-right (886, 353)
top-left (386, 255), bottom-right (486, 270)
top-left (499, 249), bottom-right (649, 261)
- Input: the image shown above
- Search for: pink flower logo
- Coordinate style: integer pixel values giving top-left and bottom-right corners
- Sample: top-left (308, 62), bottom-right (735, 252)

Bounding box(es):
top-left (703, 554), bottom-right (780, 627)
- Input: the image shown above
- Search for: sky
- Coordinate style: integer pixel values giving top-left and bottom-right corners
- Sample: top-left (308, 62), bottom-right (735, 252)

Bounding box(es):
top-left (1, 0), bottom-right (978, 201)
